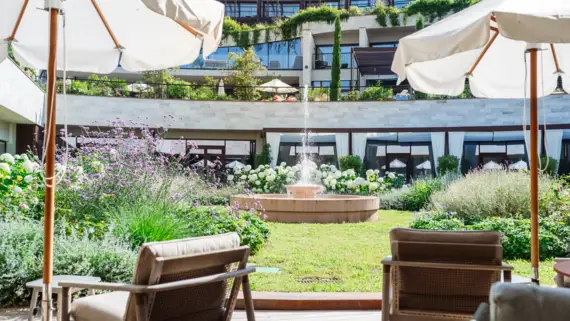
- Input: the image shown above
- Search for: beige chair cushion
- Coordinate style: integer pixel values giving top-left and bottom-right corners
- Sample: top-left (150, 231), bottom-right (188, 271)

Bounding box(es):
top-left (125, 233), bottom-right (241, 321)
top-left (390, 228), bottom-right (501, 245)
top-left (71, 291), bottom-right (128, 321)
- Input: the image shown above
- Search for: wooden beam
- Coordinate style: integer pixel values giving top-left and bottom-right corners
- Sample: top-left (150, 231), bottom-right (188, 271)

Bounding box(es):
top-left (529, 48), bottom-right (540, 285)
top-left (176, 20), bottom-right (199, 37)
top-left (466, 29), bottom-right (499, 76)
top-left (550, 44), bottom-right (562, 73)
top-left (7, 0), bottom-right (29, 41)
top-left (91, 0), bottom-right (123, 49)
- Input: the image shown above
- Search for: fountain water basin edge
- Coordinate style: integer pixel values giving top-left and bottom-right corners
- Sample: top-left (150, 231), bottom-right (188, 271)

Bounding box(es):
top-left (231, 188), bottom-right (379, 224)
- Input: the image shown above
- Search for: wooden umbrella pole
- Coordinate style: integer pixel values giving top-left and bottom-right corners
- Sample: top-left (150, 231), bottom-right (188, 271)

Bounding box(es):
top-left (528, 48), bottom-right (540, 285)
top-left (43, 7), bottom-right (59, 321)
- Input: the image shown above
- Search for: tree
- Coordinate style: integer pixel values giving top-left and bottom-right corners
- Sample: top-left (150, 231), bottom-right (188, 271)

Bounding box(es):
top-left (226, 48), bottom-right (265, 101)
top-left (330, 16), bottom-right (342, 101)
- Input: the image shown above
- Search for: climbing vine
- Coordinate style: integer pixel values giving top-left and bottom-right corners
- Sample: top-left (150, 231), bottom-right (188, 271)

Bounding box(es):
top-left (280, 6), bottom-right (352, 39)
top-left (374, 0), bottom-right (476, 28)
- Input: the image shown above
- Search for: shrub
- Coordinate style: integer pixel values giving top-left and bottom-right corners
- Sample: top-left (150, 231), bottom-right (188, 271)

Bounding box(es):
top-left (540, 156), bottom-right (558, 176)
top-left (437, 155), bottom-right (459, 176)
top-left (360, 81), bottom-right (393, 101)
top-left (339, 155), bottom-right (363, 174)
top-left (181, 207), bottom-right (270, 255)
top-left (0, 220), bottom-right (135, 307)
top-left (429, 170), bottom-right (559, 220)
top-left (309, 88), bottom-right (330, 101)
top-left (410, 212), bottom-right (570, 260)
top-left (378, 186), bottom-right (410, 210)
top-left (342, 90), bottom-right (361, 101)
top-left (167, 80), bottom-right (193, 99)
top-left (255, 144), bottom-right (271, 167)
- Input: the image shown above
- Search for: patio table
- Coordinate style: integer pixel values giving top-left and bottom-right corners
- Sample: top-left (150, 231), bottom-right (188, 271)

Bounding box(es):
top-left (26, 275), bottom-right (101, 321)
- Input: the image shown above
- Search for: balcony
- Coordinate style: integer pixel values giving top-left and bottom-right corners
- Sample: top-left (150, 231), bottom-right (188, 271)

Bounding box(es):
top-left (313, 53), bottom-right (354, 69)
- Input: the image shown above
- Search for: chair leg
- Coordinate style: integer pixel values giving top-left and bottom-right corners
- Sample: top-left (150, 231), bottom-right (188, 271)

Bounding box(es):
top-left (29, 289), bottom-right (39, 321)
top-left (242, 275), bottom-right (256, 321)
top-left (382, 265), bottom-right (391, 321)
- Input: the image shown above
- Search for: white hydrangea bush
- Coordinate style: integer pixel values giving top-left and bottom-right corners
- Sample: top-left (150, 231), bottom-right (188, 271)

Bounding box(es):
top-left (228, 162), bottom-right (405, 195)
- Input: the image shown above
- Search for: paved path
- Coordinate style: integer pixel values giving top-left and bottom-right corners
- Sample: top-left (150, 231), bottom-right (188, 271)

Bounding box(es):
top-left (0, 309), bottom-right (381, 321)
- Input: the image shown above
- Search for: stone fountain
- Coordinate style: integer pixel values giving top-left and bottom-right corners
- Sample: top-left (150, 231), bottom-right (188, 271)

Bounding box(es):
top-left (231, 86), bottom-right (379, 223)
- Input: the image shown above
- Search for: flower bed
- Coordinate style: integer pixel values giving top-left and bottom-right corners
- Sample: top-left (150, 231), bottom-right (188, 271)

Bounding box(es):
top-left (228, 162), bottom-right (405, 195)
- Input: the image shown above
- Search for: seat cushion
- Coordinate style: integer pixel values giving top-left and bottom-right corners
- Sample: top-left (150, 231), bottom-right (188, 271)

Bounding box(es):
top-left (71, 291), bottom-right (128, 321)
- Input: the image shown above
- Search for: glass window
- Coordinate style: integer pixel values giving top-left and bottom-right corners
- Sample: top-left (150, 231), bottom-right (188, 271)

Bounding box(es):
top-left (288, 39), bottom-right (302, 69)
top-left (268, 41), bottom-right (289, 69)
top-left (282, 3), bottom-right (300, 16)
top-left (277, 143), bottom-right (337, 166)
top-left (253, 43), bottom-right (268, 67)
top-left (462, 141), bottom-right (528, 173)
top-left (372, 42), bottom-right (398, 48)
top-left (225, 3), bottom-right (239, 17)
top-left (394, 0), bottom-right (412, 9)
top-left (239, 3), bottom-right (258, 17)
top-left (560, 140), bottom-right (570, 175)
top-left (0, 140), bottom-right (5, 153)
top-left (365, 140), bottom-right (433, 180)
top-left (322, 0), bottom-right (341, 8)
top-left (264, 3), bottom-right (300, 17)
top-left (350, 0), bottom-right (375, 9)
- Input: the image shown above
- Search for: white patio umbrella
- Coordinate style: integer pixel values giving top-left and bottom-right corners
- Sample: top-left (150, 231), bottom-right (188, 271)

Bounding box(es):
top-left (0, 1), bottom-right (223, 319)
top-left (510, 160), bottom-right (529, 170)
top-left (392, 0), bottom-right (570, 283)
top-left (381, 159), bottom-right (407, 169)
top-left (258, 79), bottom-right (299, 94)
top-left (192, 159), bottom-right (216, 168)
top-left (226, 160), bottom-right (245, 169)
top-left (416, 160), bottom-right (432, 170)
top-left (483, 160), bottom-right (504, 170)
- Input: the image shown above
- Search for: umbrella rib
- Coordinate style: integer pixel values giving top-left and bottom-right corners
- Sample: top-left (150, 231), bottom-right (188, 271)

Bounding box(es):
top-left (176, 21), bottom-right (200, 37)
top-left (550, 44), bottom-right (562, 73)
top-left (91, 0), bottom-right (124, 49)
top-left (466, 27), bottom-right (499, 76)
top-left (6, 0), bottom-right (29, 41)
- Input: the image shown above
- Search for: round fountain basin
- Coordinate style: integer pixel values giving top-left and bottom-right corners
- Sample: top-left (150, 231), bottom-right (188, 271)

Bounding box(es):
top-left (231, 193), bottom-right (379, 224)
top-left (286, 184), bottom-right (324, 199)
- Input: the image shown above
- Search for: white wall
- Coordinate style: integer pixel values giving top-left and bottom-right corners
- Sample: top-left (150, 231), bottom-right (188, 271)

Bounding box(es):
top-left (0, 59), bottom-right (44, 126)
top-left (57, 94), bottom-right (570, 131)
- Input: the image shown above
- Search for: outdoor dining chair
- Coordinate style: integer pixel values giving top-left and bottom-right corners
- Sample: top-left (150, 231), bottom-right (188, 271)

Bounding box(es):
top-left (58, 232), bottom-right (256, 321)
top-left (472, 282), bottom-right (570, 321)
top-left (381, 228), bottom-right (513, 321)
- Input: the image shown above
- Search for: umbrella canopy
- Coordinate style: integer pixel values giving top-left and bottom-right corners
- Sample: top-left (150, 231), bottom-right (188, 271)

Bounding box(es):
top-left (391, 0), bottom-right (570, 284)
top-left (258, 79), bottom-right (299, 94)
top-left (142, 0), bottom-right (225, 57)
top-left (381, 159), bottom-right (407, 169)
top-left (127, 83), bottom-right (151, 92)
top-left (192, 159), bottom-right (216, 168)
top-left (392, 0), bottom-right (569, 98)
top-left (0, 1), bottom-right (223, 319)
top-left (510, 160), bottom-right (529, 170)
top-left (416, 160), bottom-right (432, 170)
top-left (226, 160), bottom-right (245, 169)
top-left (483, 160), bottom-right (504, 170)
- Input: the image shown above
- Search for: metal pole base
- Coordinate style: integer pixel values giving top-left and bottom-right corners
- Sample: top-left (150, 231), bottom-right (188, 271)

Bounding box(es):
top-left (42, 284), bottom-right (53, 321)
top-left (531, 267), bottom-right (540, 285)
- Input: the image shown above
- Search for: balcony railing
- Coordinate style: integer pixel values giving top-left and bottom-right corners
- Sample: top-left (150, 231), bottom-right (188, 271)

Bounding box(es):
top-left (180, 55), bottom-right (303, 70)
top-left (313, 53), bottom-right (354, 69)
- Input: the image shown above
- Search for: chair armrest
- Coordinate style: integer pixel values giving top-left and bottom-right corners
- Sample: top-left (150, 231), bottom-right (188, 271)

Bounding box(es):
top-left (59, 266), bottom-right (256, 294)
top-left (471, 303), bottom-right (490, 321)
top-left (381, 256), bottom-right (514, 272)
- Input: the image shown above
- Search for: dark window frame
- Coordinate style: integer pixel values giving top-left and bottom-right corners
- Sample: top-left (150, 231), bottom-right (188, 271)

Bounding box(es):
top-left (364, 141), bottom-right (434, 180)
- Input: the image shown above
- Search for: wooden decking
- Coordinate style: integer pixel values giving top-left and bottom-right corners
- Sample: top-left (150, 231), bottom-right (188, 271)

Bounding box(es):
top-left (0, 309), bottom-right (381, 321)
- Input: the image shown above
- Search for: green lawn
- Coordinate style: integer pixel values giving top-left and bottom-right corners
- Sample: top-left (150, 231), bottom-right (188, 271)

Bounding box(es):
top-left (249, 210), bottom-right (555, 292)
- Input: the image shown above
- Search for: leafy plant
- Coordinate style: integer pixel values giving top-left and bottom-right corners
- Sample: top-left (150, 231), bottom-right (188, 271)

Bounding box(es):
top-left (0, 220), bottom-right (135, 307)
top-left (280, 6), bottom-right (350, 39)
top-left (182, 206), bottom-right (270, 255)
top-left (415, 13), bottom-right (425, 30)
top-left (142, 68), bottom-right (179, 98)
top-left (167, 80), bottom-right (193, 99)
top-left (410, 211), bottom-right (570, 260)
top-left (360, 81), bottom-right (393, 101)
top-left (112, 201), bottom-right (189, 249)
top-left (226, 48), bottom-right (265, 101)
top-left (330, 16), bottom-right (342, 102)
top-left (342, 90), bottom-right (361, 101)
top-left (540, 156), bottom-right (558, 176)
top-left (255, 144), bottom-right (272, 167)
top-left (339, 155), bottom-right (363, 175)
top-left (437, 155), bottom-right (460, 176)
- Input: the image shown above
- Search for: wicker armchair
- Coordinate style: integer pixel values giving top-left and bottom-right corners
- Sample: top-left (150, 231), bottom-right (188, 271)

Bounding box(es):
top-left (59, 233), bottom-right (255, 321)
top-left (381, 228), bottom-right (513, 321)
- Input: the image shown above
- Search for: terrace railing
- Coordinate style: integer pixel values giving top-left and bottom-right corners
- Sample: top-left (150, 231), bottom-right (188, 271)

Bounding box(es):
top-left (313, 53), bottom-right (354, 69)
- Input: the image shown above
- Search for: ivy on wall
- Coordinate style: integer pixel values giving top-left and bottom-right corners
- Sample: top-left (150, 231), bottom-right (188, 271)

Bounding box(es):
top-left (222, 0), bottom-right (478, 48)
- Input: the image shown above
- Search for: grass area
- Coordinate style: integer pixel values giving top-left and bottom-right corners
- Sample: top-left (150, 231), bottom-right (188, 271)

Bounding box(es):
top-left (249, 210), bottom-right (555, 292)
